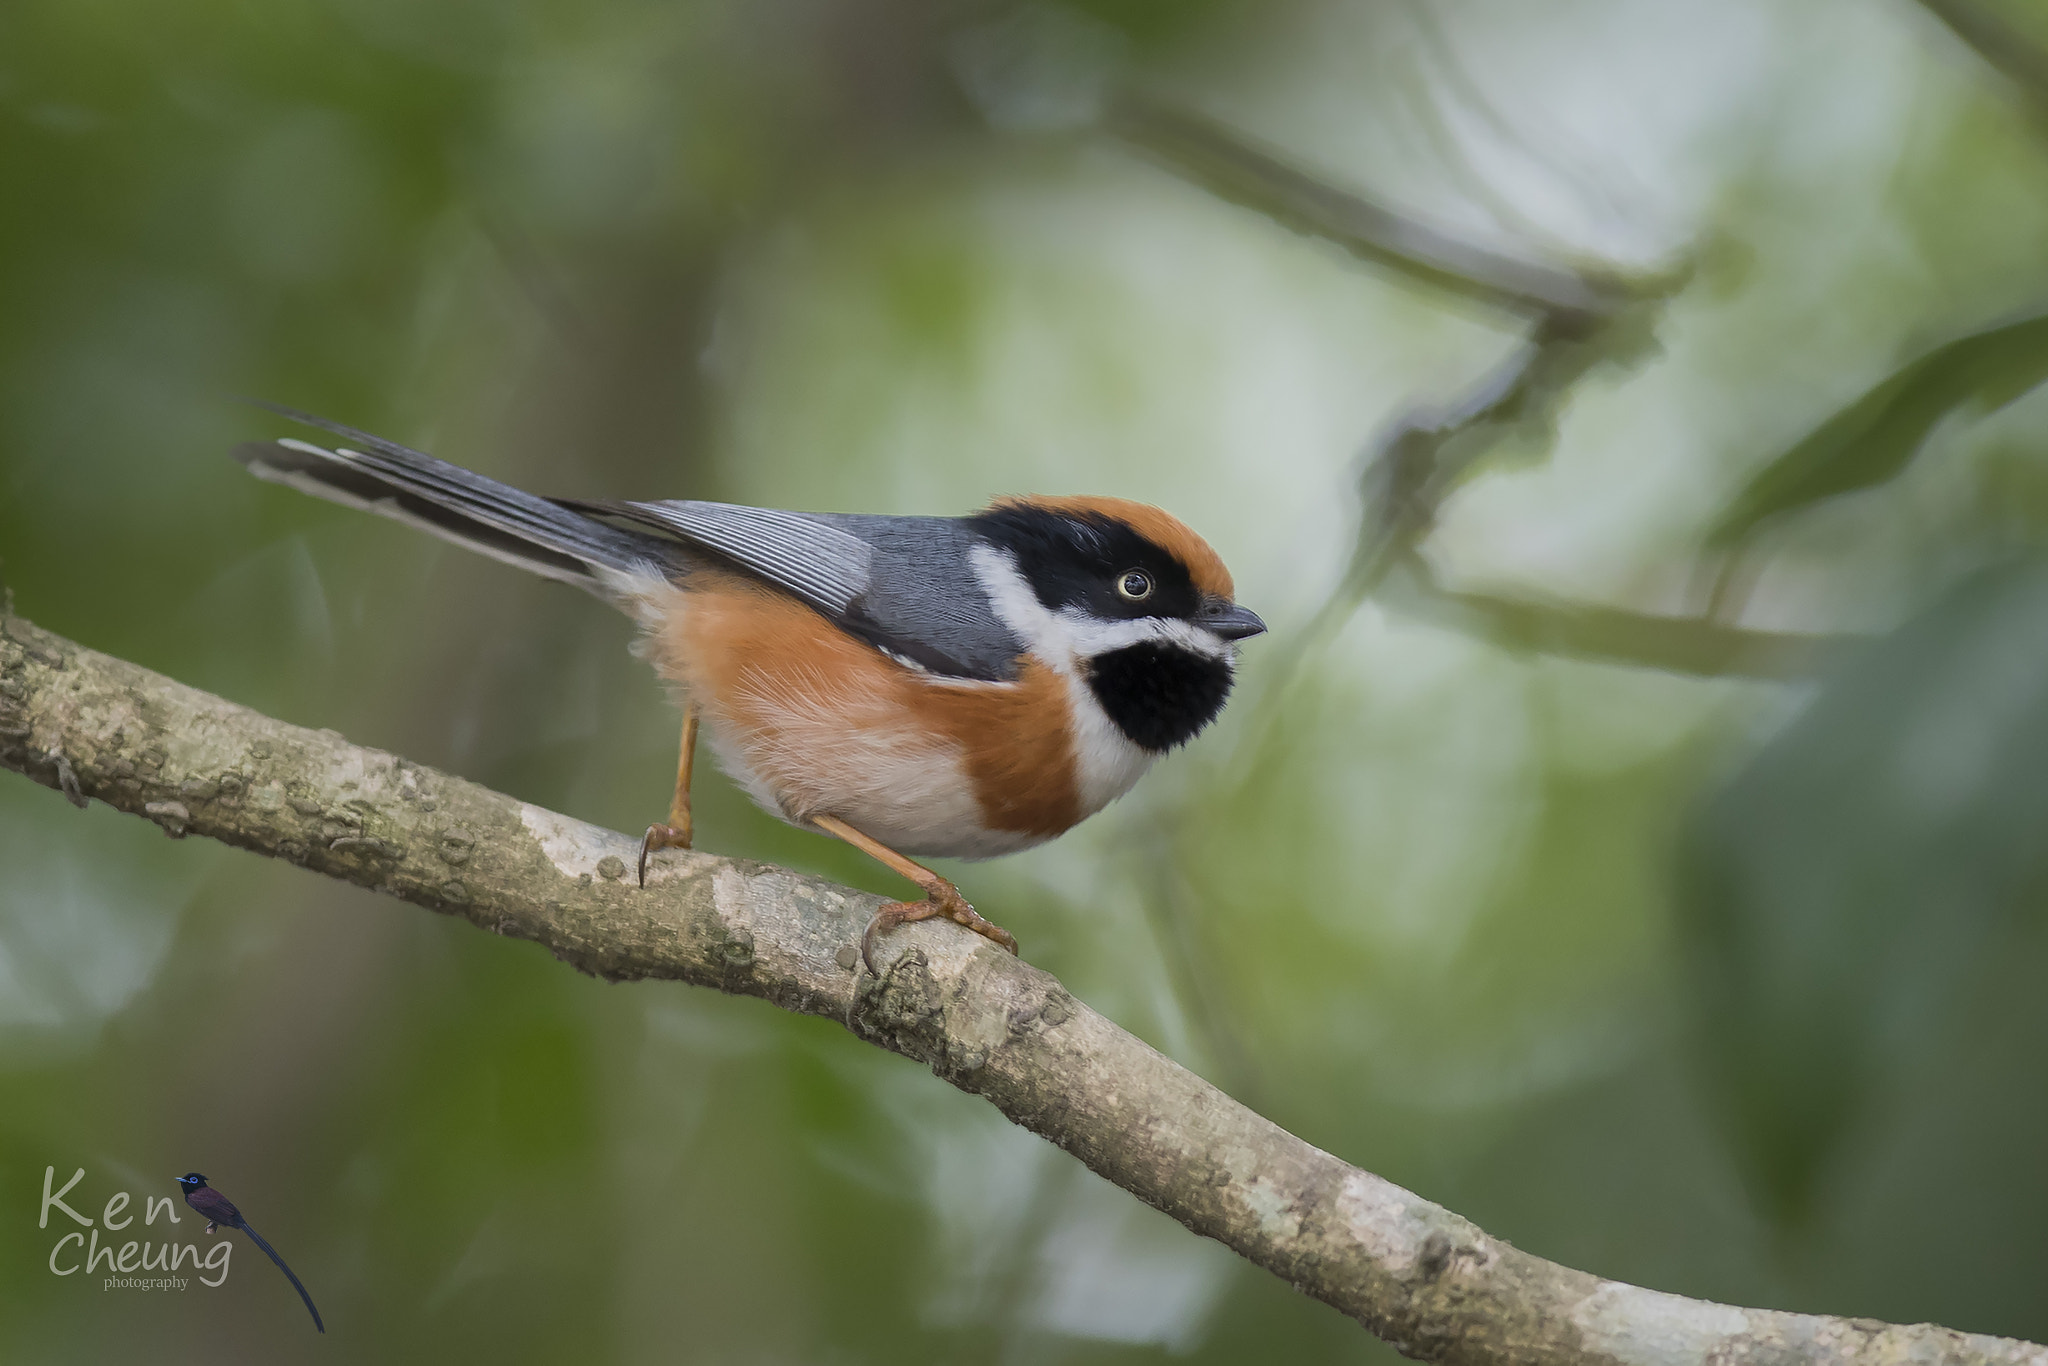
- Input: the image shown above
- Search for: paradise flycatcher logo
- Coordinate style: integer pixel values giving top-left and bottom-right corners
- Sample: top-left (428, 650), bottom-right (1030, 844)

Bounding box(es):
top-left (38, 1167), bottom-right (229, 1289)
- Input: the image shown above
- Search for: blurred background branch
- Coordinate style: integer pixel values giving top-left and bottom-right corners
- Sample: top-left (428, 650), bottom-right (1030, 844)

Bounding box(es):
top-left (1916, 0), bottom-right (2048, 111)
top-left (5, 610), bottom-right (2045, 1366)
top-left (1104, 95), bottom-right (1648, 321)
top-left (1383, 562), bottom-right (1864, 681)
top-left (1091, 84), bottom-right (1694, 665)
top-left (1087, 88), bottom-right (1724, 686)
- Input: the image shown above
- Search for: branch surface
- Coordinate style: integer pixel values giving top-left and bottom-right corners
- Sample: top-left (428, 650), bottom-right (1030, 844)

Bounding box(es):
top-left (1, 606), bottom-right (2039, 1366)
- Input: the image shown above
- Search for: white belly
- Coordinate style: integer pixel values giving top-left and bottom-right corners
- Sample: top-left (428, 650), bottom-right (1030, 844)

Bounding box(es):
top-left (700, 690), bottom-right (1053, 861)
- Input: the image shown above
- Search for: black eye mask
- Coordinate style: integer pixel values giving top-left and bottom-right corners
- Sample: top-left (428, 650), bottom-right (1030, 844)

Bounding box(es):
top-left (966, 505), bottom-right (1201, 622)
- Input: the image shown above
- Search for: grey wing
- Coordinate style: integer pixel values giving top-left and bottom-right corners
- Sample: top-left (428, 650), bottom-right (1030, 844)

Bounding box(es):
top-left (816, 514), bottom-right (1026, 681)
top-left (565, 501), bottom-right (1027, 681)
top-left (564, 499), bottom-right (877, 616)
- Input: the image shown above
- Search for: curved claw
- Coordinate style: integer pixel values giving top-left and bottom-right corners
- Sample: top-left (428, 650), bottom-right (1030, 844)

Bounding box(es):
top-left (639, 823), bottom-right (692, 887)
top-left (861, 897), bottom-right (944, 976)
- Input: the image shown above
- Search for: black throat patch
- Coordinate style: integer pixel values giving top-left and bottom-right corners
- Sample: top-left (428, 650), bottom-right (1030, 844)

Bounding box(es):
top-left (1086, 642), bottom-right (1234, 752)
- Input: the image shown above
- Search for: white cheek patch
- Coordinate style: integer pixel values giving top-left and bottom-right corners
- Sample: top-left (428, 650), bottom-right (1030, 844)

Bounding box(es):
top-left (1051, 610), bottom-right (1235, 663)
top-left (970, 544), bottom-right (1072, 668)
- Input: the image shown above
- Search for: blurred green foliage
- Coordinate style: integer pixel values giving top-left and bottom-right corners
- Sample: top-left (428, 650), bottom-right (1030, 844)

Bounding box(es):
top-left (6, 0), bottom-right (2048, 1362)
top-left (1681, 561), bottom-right (2048, 1227)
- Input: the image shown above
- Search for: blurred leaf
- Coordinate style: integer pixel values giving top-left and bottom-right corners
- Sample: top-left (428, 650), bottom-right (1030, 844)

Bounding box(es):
top-left (1706, 311), bottom-right (2048, 547)
top-left (1679, 559), bottom-right (2048, 1225)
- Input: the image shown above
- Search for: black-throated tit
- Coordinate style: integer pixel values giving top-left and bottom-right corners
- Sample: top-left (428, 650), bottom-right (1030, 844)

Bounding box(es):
top-left (235, 409), bottom-right (1265, 971)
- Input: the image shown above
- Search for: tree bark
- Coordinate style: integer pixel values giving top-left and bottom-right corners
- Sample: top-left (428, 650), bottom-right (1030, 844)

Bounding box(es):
top-left (1, 604), bottom-right (2039, 1366)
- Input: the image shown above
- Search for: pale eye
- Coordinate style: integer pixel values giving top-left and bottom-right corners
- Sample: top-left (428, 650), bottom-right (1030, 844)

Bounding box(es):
top-left (1117, 570), bottom-right (1153, 601)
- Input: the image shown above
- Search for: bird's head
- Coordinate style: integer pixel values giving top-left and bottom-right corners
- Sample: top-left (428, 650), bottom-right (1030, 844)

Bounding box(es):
top-left (968, 496), bottom-right (1265, 753)
top-left (176, 1173), bottom-right (209, 1192)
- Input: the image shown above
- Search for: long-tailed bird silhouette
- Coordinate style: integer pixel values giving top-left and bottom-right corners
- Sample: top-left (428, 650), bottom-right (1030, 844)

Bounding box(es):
top-left (176, 1173), bottom-right (324, 1333)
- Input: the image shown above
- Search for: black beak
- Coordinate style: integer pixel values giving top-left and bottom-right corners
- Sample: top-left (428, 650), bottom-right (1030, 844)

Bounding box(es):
top-left (1201, 603), bottom-right (1267, 641)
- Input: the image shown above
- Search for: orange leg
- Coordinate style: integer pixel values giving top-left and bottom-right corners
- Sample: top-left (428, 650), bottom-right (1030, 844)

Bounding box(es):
top-left (811, 814), bottom-right (1020, 973)
top-left (638, 705), bottom-right (699, 886)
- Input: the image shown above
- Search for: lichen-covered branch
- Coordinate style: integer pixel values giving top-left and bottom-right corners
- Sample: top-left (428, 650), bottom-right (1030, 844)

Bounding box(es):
top-left (0, 605), bottom-right (2038, 1366)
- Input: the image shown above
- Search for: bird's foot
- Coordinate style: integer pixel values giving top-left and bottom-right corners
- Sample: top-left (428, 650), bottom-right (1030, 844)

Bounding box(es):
top-left (941, 889), bottom-right (1019, 959)
top-left (638, 820), bottom-right (693, 886)
top-left (860, 878), bottom-right (1018, 975)
top-left (205, 1221), bottom-right (218, 1234)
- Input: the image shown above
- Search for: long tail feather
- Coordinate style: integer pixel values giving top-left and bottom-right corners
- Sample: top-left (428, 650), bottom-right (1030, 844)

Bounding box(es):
top-left (233, 403), bottom-right (675, 595)
top-left (236, 1219), bottom-right (325, 1333)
